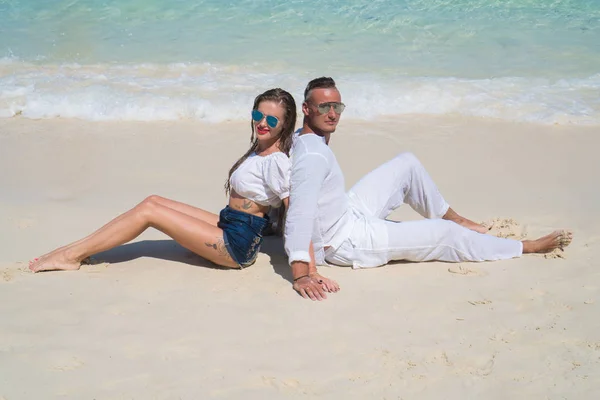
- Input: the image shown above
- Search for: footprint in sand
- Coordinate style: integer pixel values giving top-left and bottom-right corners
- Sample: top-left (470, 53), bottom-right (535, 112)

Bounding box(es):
top-left (1, 263), bottom-right (30, 283)
top-left (474, 356), bottom-right (496, 377)
top-left (447, 265), bottom-right (487, 277)
top-left (482, 217), bottom-right (527, 240)
top-left (1, 269), bottom-right (13, 282)
top-left (261, 376), bottom-right (304, 392)
top-left (542, 249), bottom-right (566, 259)
top-left (468, 299), bottom-right (492, 306)
top-left (51, 356), bottom-right (85, 371)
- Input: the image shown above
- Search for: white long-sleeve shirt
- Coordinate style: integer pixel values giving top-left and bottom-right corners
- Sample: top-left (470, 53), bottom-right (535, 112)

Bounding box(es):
top-left (284, 132), bottom-right (354, 265)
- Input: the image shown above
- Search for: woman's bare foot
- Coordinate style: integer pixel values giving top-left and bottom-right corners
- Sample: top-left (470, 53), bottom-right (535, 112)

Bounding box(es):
top-left (29, 249), bottom-right (82, 273)
top-left (443, 208), bottom-right (490, 234)
top-left (522, 230), bottom-right (573, 254)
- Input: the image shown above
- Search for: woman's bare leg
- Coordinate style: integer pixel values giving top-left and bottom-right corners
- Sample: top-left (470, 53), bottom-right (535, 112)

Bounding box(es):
top-left (29, 195), bottom-right (220, 264)
top-left (148, 195), bottom-right (219, 226)
top-left (29, 196), bottom-right (238, 272)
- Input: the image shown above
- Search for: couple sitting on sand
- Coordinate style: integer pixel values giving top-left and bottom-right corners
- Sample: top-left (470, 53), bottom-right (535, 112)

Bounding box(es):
top-left (29, 77), bottom-right (573, 301)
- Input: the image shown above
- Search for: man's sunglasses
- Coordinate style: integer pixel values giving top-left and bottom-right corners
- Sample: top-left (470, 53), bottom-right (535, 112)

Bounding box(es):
top-left (251, 109), bottom-right (279, 129)
top-left (313, 102), bottom-right (346, 115)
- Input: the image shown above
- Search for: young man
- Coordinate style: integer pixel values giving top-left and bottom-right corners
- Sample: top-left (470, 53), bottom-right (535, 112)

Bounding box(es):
top-left (284, 77), bottom-right (572, 301)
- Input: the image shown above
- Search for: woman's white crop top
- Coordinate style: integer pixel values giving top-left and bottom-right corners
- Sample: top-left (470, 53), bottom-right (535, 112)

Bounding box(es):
top-left (229, 152), bottom-right (290, 207)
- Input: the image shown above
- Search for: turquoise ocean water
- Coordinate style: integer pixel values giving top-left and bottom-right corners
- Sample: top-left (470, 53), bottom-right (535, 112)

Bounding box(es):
top-left (1, 0), bottom-right (599, 124)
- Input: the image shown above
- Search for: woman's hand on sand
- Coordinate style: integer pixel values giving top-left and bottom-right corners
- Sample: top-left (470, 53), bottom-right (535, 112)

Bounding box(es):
top-left (309, 272), bottom-right (340, 293)
top-left (293, 276), bottom-right (328, 301)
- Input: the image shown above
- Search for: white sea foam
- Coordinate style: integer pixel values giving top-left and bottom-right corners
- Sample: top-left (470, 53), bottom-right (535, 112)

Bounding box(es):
top-left (0, 59), bottom-right (598, 125)
top-left (2, 1), bottom-right (599, 127)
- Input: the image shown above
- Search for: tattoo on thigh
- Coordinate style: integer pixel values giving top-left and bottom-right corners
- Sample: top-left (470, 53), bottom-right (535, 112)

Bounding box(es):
top-left (205, 239), bottom-right (233, 261)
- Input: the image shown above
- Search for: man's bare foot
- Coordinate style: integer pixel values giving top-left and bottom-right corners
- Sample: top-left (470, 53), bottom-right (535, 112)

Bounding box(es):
top-left (29, 249), bottom-right (82, 273)
top-left (442, 208), bottom-right (490, 234)
top-left (522, 230), bottom-right (573, 254)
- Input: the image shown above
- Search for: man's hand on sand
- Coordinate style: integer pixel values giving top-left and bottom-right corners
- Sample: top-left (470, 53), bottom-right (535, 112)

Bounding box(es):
top-left (309, 272), bottom-right (340, 293)
top-left (293, 276), bottom-right (329, 301)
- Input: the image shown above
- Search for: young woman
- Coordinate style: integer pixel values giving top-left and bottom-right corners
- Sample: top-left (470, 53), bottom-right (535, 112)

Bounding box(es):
top-left (28, 88), bottom-right (339, 294)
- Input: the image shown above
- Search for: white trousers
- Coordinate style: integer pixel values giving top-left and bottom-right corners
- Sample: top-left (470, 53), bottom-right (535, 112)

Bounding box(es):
top-left (325, 153), bottom-right (523, 268)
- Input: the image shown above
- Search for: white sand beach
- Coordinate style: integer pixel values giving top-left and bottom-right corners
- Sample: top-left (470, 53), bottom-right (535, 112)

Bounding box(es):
top-left (1, 116), bottom-right (599, 399)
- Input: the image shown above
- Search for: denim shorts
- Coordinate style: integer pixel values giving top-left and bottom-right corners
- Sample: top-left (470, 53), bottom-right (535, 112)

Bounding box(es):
top-left (218, 206), bottom-right (269, 268)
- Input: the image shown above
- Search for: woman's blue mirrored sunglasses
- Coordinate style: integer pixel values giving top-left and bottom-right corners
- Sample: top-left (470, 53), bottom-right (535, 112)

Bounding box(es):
top-left (251, 109), bottom-right (279, 129)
